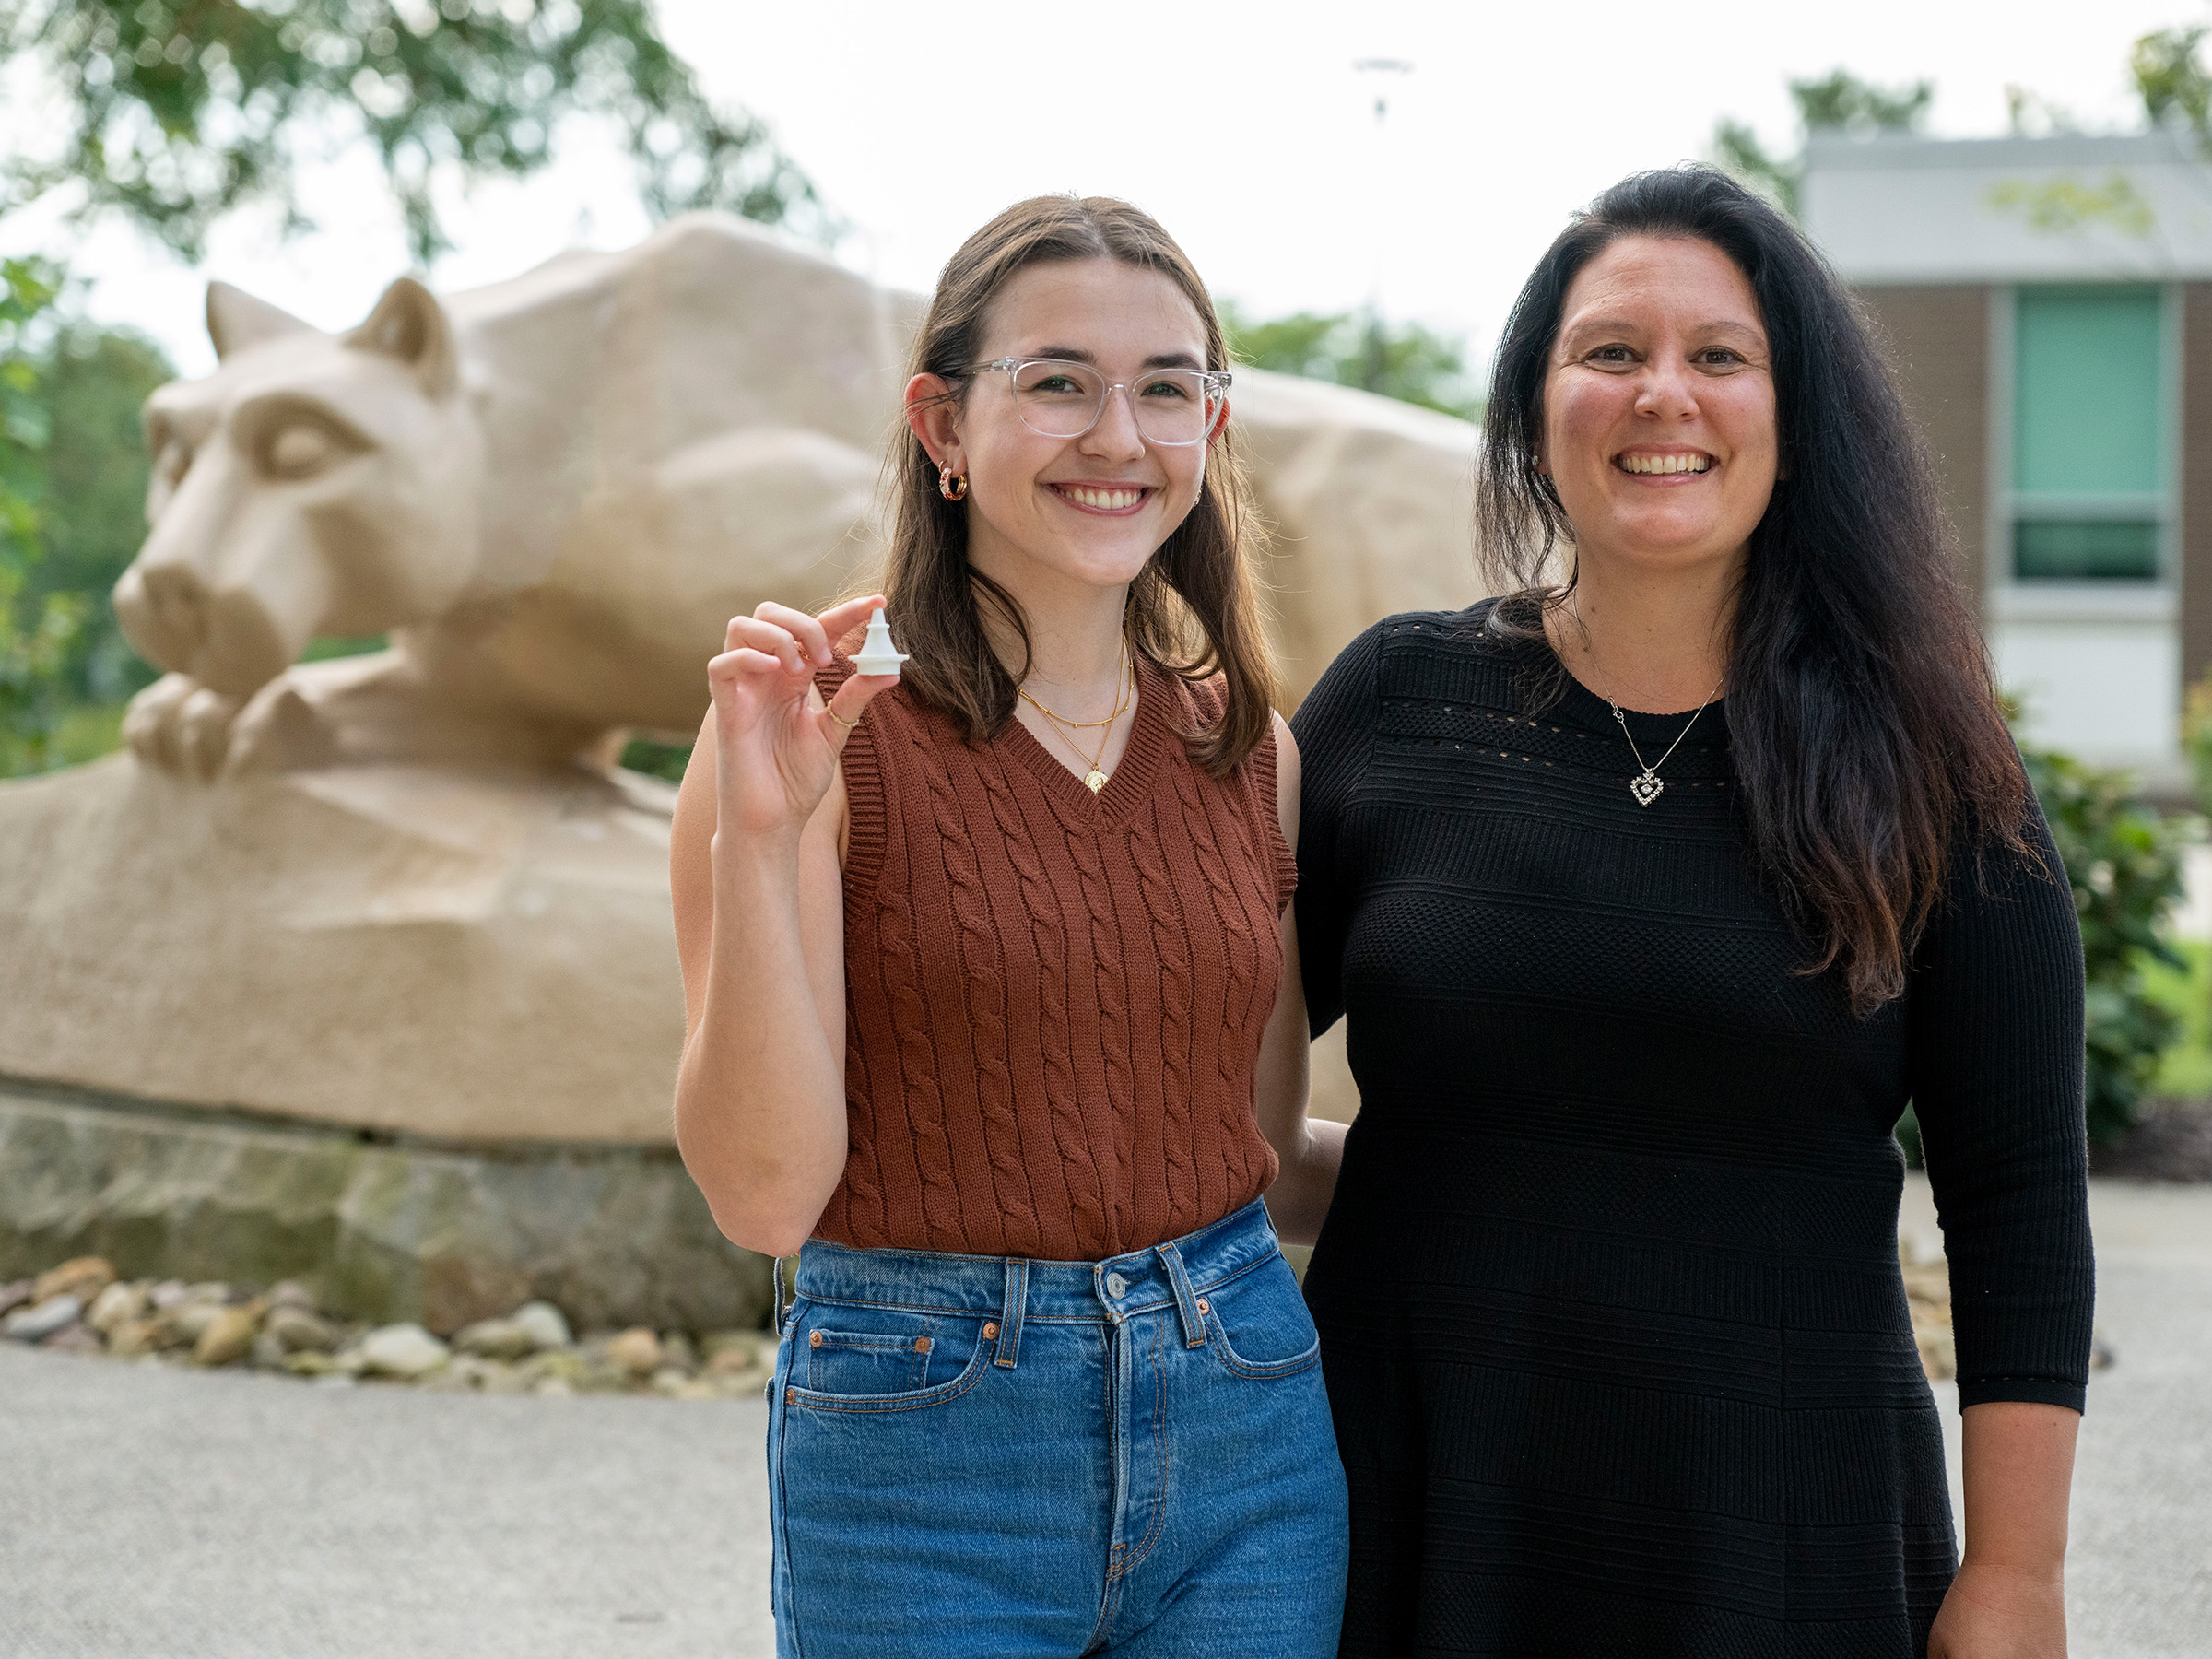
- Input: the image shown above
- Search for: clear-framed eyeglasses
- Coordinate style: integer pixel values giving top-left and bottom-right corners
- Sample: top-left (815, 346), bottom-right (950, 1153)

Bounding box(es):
top-left (966, 358), bottom-right (1231, 447)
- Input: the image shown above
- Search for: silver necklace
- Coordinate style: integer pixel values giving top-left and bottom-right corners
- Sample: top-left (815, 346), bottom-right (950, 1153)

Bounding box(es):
top-left (1567, 597), bottom-right (1724, 808)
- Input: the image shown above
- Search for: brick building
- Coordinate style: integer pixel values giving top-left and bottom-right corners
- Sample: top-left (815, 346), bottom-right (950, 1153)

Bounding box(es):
top-left (1804, 131), bottom-right (2212, 790)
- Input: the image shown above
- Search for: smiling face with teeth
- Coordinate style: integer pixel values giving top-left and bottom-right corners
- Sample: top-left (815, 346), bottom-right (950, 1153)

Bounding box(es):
top-left (1540, 235), bottom-right (1778, 583)
top-left (905, 257), bottom-right (1223, 609)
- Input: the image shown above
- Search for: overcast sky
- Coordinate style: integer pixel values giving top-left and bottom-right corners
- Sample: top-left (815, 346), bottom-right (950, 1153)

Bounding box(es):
top-left (1, 0), bottom-right (2193, 379)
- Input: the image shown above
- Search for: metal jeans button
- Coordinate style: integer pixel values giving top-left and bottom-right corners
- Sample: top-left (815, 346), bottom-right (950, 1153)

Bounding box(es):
top-left (1105, 1272), bottom-right (1129, 1298)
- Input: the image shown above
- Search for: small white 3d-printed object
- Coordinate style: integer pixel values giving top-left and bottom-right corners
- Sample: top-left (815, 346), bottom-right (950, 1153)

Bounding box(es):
top-left (853, 607), bottom-right (909, 677)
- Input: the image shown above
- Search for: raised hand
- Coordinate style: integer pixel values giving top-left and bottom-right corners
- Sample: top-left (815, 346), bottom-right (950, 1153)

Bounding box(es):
top-left (707, 595), bottom-right (901, 846)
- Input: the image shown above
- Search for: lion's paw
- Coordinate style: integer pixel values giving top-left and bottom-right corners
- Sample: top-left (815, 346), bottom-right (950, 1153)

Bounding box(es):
top-left (123, 674), bottom-right (243, 781)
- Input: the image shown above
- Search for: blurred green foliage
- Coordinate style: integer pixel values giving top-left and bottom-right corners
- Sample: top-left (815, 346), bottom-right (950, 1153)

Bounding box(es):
top-left (2143, 937), bottom-right (2212, 1100)
top-left (1218, 300), bottom-right (1482, 421)
top-left (1900, 725), bottom-right (2191, 1162)
top-left (619, 736), bottom-right (692, 783)
top-left (25, 322), bottom-right (172, 704)
top-left (0, 278), bottom-right (174, 779)
top-left (2134, 24), bottom-right (2212, 136)
top-left (2022, 743), bottom-right (2187, 1145)
top-left (1712, 69), bottom-right (1933, 217)
top-left (0, 257), bottom-right (88, 777)
top-left (1, 0), bottom-right (827, 265)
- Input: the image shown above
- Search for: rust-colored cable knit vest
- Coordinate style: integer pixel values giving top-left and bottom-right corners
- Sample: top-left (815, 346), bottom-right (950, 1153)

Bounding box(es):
top-left (812, 653), bottom-right (1296, 1262)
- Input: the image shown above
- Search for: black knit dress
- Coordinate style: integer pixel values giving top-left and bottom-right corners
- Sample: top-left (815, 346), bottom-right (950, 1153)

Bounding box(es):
top-left (1292, 603), bottom-right (2094, 1659)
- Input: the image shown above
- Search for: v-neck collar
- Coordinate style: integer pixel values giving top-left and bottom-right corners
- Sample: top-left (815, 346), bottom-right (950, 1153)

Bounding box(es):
top-left (997, 653), bottom-right (1180, 828)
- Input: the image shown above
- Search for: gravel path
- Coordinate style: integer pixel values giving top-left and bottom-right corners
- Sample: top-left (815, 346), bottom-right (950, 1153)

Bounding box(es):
top-left (5, 1177), bottom-right (2206, 1659)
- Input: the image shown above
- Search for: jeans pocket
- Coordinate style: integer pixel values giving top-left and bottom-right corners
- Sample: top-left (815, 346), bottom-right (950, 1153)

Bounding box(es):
top-left (1204, 1254), bottom-right (1323, 1381)
top-left (787, 1301), bottom-right (993, 1413)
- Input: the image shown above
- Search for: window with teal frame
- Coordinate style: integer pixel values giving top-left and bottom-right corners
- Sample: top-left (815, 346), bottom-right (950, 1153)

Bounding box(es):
top-left (2011, 286), bottom-right (2166, 582)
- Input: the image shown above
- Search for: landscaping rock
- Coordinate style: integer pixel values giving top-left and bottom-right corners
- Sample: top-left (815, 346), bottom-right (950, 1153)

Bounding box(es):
top-left (701, 1331), bottom-right (767, 1367)
top-left (264, 1306), bottom-right (335, 1354)
top-left (159, 1302), bottom-right (226, 1348)
top-left (86, 1281), bottom-right (148, 1335)
top-left (41, 1321), bottom-right (101, 1355)
top-left (106, 1316), bottom-right (161, 1359)
top-left (512, 1301), bottom-right (572, 1352)
top-left (705, 1345), bottom-right (768, 1381)
top-left (194, 1308), bottom-right (260, 1367)
top-left (359, 1324), bottom-right (450, 1381)
top-left (606, 1328), bottom-right (662, 1378)
top-left (265, 1279), bottom-right (318, 1312)
top-left (418, 1360), bottom-right (477, 1394)
top-left (5, 1295), bottom-right (83, 1343)
top-left (453, 1317), bottom-right (535, 1361)
top-left (3, 1244), bottom-right (767, 1406)
top-left (573, 1358), bottom-right (633, 1394)
top-left (32, 1257), bottom-right (115, 1305)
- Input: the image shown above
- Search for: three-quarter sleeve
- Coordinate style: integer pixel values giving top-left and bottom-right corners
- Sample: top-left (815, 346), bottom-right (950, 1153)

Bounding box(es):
top-left (1907, 794), bottom-right (2096, 1413)
top-left (1290, 622), bottom-right (1384, 1038)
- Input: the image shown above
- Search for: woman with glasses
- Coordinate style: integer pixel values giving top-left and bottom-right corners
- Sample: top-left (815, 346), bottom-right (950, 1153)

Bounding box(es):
top-left (669, 195), bottom-right (1348, 1658)
top-left (1295, 167), bottom-right (2091, 1656)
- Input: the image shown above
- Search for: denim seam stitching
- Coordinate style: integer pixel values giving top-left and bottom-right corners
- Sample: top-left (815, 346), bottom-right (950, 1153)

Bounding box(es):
top-left (792, 1253), bottom-right (1269, 1324)
top-left (785, 1340), bottom-right (993, 1414)
top-left (1114, 1312), bottom-right (1174, 1578)
top-left (769, 1332), bottom-right (805, 1654)
top-left (1204, 1305), bottom-right (1323, 1380)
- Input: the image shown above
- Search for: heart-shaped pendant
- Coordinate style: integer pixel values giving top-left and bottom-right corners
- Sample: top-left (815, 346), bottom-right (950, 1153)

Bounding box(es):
top-left (1085, 770), bottom-right (1108, 794)
top-left (1630, 771), bottom-right (1664, 807)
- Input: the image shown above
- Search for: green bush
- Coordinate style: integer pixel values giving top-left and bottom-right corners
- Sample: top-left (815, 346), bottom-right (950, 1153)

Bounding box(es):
top-left (2020, 744), bottom-right (2185, 1145)
top-left (1899, 738), bottom-right (2187, 1161)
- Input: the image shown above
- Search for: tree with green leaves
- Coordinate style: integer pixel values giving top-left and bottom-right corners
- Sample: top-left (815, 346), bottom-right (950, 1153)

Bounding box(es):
top-left (0, 0), bottom-right (827, 264)
top-left (0, 257), bottom-right (89, 776)
top-left (28, 322), bottom-right (175, 705)
top-left (2135, 23), bottom-right (2212, 138)
top-left (1711, 69), bottom-right (1934, 217)
top-left (1218, 300), bottom-right (1483, 422)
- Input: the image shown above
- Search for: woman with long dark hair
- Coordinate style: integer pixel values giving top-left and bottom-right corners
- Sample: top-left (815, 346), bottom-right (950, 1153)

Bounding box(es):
top-left (671, 195), bottom-right (1347, 1657)
top-left (1294, 166), bottom-right (2090, 1657)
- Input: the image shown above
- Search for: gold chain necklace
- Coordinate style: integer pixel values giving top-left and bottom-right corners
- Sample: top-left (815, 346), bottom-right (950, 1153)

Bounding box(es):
top-left (1018, 641), bottom-right (1130, 726)
top-left (1021, 650), bottom-right (1133, 794)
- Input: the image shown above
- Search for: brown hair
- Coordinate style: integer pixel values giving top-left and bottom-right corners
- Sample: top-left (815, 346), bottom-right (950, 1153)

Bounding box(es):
top-left (879, 194), bottom-right (1275, 776)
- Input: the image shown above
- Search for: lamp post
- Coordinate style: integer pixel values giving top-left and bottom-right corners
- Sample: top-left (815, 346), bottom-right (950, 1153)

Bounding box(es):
top-left (1353, 58), bottom-right (1413, 394)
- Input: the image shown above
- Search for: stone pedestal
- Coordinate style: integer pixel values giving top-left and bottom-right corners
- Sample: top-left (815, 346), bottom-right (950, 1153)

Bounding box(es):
top-left (0, 753), bottom-right (688, 1143)
top-left (0, 1079), bottom-right (770, 1335)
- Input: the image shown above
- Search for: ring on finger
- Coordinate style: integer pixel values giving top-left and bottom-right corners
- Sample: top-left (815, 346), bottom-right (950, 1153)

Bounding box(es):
top-left (824, 705), bottom-right (860, 731)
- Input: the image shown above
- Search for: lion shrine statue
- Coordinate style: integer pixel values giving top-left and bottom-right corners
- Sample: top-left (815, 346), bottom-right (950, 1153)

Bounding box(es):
top-left (0, 213), bottom-right (1482, 1151)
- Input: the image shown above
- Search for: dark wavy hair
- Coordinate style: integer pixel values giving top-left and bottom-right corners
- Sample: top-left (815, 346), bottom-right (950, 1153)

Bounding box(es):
top-left (878, 194), bottom-right (1274, 777)
top-left (1476, 166), bottom-right (2030, 1013)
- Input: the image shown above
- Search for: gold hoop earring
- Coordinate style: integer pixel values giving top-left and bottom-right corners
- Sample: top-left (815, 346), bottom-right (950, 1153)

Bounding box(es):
top-left (938, 465), bottom-right (970, 502)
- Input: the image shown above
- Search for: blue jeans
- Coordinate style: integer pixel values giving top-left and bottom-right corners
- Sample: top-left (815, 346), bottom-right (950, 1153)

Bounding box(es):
top-left (767, 1199), bottom-right (1349, 1656)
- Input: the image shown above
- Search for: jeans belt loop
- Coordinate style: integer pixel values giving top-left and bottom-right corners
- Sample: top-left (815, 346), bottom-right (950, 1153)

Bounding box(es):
top-left (772, 1254), bottom-right (794, 1337)
top-left (994, 1258), bottom-right (1029, 1370)
top-left (1154, 1241), bottom-right (1210, 1349)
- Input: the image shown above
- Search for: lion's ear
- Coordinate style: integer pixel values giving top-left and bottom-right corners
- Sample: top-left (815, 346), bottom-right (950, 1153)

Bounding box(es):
top-left (345, 276), bottom-right (458, 398)
top-left (206, 282), bottom-right (316, 359)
